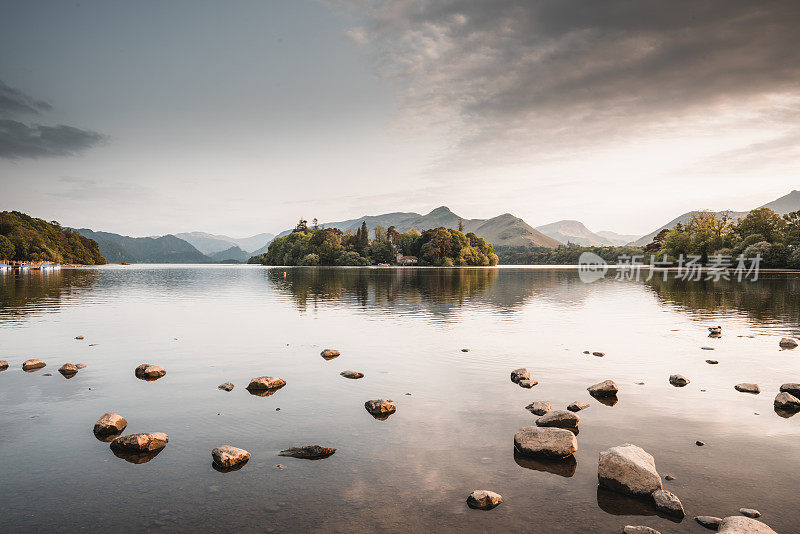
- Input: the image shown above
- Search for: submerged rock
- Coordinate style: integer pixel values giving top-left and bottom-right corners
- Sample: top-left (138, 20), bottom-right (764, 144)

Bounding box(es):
top-left (93, 412), bottom-right (128, 438)
top-left (588, 380), bottom-right (619, 397)
top-left (0, 360), bottom-right (8, 370)
top-left (774, 391), bottom-right (800, 410)
top-left (364, 399), bottom-right (396, 419)
top-left (22, 359), bottom-right (46, 371)
top-left (59, 363), bottom-right (79, 376)
top-left (461, 348), bottom-right (470, 352)
top-left (779, 338), bottom-right (798, 349)
top-left (218, 382), bottom-right (234, 392)
top-left (525, 401), bottom-right (552, 416)
top-left (701, 347), bottom-right (715, 350)
top-left (518, 379), bottom-right (538, 388)
top-left (779, 383), bottom-right (800, 398)
top-left (708, 326), bottom-right (722, 336)
top-left (706, 359), bottom-right (719, 364)
top-left (623, 527), bottom-right (661, 534)
top-left (212, 445), bottom-right (250, 469)
top-left (76, 363), bottom-right (87, 369)
top-left (110, 432), bottom-right (168, 453)
top-left (695, 516), bottom-right (723, 530)
top-left (134, 364), bottom-right (166, 380)
top-left (466, 490), bottom-right (502, 510)
top-left (734, 383), bottom-right (760, 394)
top-left (320, 349), bottom-right (340, 359)
top-left (567, 401), bottom-right (590, 412)
top-left (598, 444), bottom-right (661, 497)
top-left (652, 489), bottom-right (685, 518)
top-left (514, 426), bottom-right (577, 458)
top-left (696, 440), bottom-right (705, 446)
top-left (245, 376), bottom-right (286, 392)
top-left (739, 508), bottom-right (761, 518)
top-left (669, 374), bottom-right (690, 387)
top-left (75, 335), bottom-right (85, 340)
top-left (340, 370), bottom-right (364, 379)
top-left (536, 410), bottom-right (579, 430)
top-left (592, 351), bottom-right (605, 357)
top-left (718, 516), bottom-right (776, 533)
top-left (279, 445), bottom-right (336, 460)
top-left (510, 368), bottom-right (530, 384)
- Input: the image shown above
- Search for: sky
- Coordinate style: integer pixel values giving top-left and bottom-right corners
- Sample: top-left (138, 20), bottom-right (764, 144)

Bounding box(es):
top-left (1, 0), bottom-right (798, 238)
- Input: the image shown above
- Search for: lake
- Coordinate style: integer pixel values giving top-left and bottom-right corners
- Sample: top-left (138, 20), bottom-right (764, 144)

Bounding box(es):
top-left (1, 265), bottom-right (798, 532)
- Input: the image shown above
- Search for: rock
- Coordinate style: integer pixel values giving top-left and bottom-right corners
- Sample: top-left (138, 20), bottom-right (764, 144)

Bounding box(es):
top-left (59, 363), bottom-right (79, 376)
top-left (42, 373), bottom-right (52, 376)
top-left (706, 359), bottom-right (719, 364)
top-left (218, 382), bottom-right (234, 392)
top-left (76, 363), bottom-right (87, 369)
top-left (514, 426), bottom-right (577, 458)
top-left (525, 401), bottom-right (552, 416)
top-left (695, 516), bottom-right (723, 530)
top-left (0, 360), bottom-right (8, 370)
top-left (739, 508), bottom-right (761, 518)
top-left (518, 379), bottom-right (538, 388)
top-left (774, 391), bottom-right (800, 410)
top-left (510, 368), bottom-right (530, 383)
top-left (718, 516), bottom-right (776, 533)
top-left (75, 335), bottom-right (85, 340)
top-left (110, 432), bottom-right (168, 453)
top-left (93, 412), bottom-right (128, 437)
top-left (279, 445), bottom-right (336, 459)
top-left (708, 326), bottom-right (722, 335)
top-left (623, 527), bottom-right (661, 534)
top-left (583, 350), bottom-right (590, 354)
top-left (593, 351), bottom-right (605, 357)
top-left (779, 383), bottom-right (800, 398)
top-left (735, 383), bottom-right (760, 394)
top-left (245, 376), bottom-right (286, 392)
top-left (212, 445), bottom-right (250, 468)
top-left (364, 399), bottom-right (396, 419)
top-left (461, 348), bottom-right (470, 352)
top-left (652, 489), bottom-right (685, 518)
top-left (340, 370), bottom-right (364, 379)
top-left (536, 410), bottom-right (579, 430)
top-left (664, 474), bottom-right (675, 481)
top-left (588, 379), bottom-right (619, 397)
top-left (696, 440), bottom-right (705, 446)
top-left (466, 490), bottom-right (502, 510)
top-left (134, 364), bottom-right (166, 380)
top-left (22, 359), bottom-right (46, 371)
top-left (567, 401), bottom-right (590, 412)
top-left (598, 444), bottom-right (662, 497)
top-left (669, 374), bottom-right (690, 387)
top-left (701, 346), bottom-right (715, 350)
top-left (779, 337), bottom-right (798, 349)
top-left (320, 349), bottom-right (340, 359)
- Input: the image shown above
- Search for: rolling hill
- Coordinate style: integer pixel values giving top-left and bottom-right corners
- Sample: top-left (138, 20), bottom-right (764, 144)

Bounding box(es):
top-left (76, 229), bottom-right (211, 264)
top-left (535, 220), bottom-right (614, 246)
top-left (175, 231), bottom-right (275, 254)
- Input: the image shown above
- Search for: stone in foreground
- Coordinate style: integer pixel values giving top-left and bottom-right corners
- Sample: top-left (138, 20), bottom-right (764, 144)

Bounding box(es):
top-left (779, 383), bottom-right (800, 398)
top-left (218, 382), bottom-right (234, 391)
top-left (320, 349), bottom-right (340, 359)
top-left (0, 360), bottom-right (8, 370)
top-left (466, 490), bottom-right (502, 510)
top-left (59, 363), bottom-right (79, 376)
top-left (518, 379), bottom-right (538, 388)
top-left (340, 370), bottom-right (364, 379)
top-left (514, 426), bottom-right (577, 458)
top-left (510, 368), bottom-right (530, 383)
top-left (598, 444), bottom-right (662, 497)
top-left (588, 380), bottom-right (619, 397)
top-left (93, 412), bottom-right (128, 437)
top-left (536, 410), bottom-right (579, 430)
top-left (779, 337), bottom-right (798, 349)
top-left (110, 432), bottom-right (169, 453)
top-left (525, 401), bottom-right (552, 416)
top-left (212, 445), bottom-right (250, 468)
top-left (718, 516), bottom-right (776, 533)
top-left (245, 376), bottom-right (286, 391)
top-left (739, 508), bottom-right (761, 518)
top-left (22, 359), bottom-right (46, 371)
top-left (735, 383), bottom-right (760, 394)
top-left (567, 401), bottom-right (590, 412)
top-left (364, 399), bottom-right (396, 419)
top-left (774, 391), bottom-right (800, 410)
top-left (279, 445), bottom-right (336, 459)
top-left (669, 374), bottom-right (690, 387)
top-left (623, 527), bottom-right (661, 534)
top-left (695, 516), bottom-right (722, 530)
top-left (134, 364), bottom-right (166, 380)
top-left (652, 489), bottom-right (684, 518)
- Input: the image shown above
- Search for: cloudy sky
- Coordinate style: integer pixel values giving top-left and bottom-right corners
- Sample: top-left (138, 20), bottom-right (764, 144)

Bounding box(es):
top-left (1, 0), bottom-right (798, 237)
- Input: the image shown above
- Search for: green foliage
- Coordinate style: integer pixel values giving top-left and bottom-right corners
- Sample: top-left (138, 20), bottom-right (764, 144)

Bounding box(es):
top-left (0, 211), bottom-right (106, 264)
top-left (496, 244), bottom-right (644, 265)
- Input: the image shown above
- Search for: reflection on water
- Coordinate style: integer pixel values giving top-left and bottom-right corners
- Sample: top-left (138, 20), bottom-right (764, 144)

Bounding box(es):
top-left (0, 265), bottom-right (799, 533)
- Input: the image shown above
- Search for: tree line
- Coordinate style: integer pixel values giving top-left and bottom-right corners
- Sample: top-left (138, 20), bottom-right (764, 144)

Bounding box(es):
top-left (0, 211), bottom-right (106, 265)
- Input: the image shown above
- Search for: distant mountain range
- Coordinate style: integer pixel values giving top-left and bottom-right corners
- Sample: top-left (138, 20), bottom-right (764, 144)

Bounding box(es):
top-left (76, 229), bottom-right (212, 264)
top-left (534, 220), bottom-right (616, 246)
top-left (174, 231), bottom-right (274, 255)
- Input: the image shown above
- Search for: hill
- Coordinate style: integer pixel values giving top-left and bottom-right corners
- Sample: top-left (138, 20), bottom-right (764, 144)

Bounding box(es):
top-left (760, 190), bottom-right (800, 215)
top-left (473, 214), bottom-right (562, 247)
top-left (596, 230), bottom-right (640, 246)
top-left (629, 211), bottom-right (749, 247)
top-left (535, 220), bottom-right (614, 246)
top-left (0, 211), bottom-right (106, 265)
top-left (76, 229), bottom-right (210, 264)
top-left (174, 231), bottom-right (274, 254)
top-left (208, 246), bottom-right (250, 263)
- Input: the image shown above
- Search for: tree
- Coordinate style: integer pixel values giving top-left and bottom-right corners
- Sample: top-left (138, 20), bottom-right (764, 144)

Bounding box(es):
top-left (387, 225), bottom-right (399, 244)
top-left (374, 225), bottom-right (387, 243)
top-left (357, 221), bottom-right (369, 251)
top-left (0, 234), bottom-right (14, 260)
top-left (294, 218), bottom-right (308, 232)
top-left (312, 218), bottom-right (319, 230)
top-left (735, 208), bottom-right (785, 242)
top-left (458, 217), bottom-right (464, 232)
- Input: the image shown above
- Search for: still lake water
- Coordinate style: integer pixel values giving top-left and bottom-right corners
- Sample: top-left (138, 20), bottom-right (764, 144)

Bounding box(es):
top-left (1, 265), bottom-right (799, 533)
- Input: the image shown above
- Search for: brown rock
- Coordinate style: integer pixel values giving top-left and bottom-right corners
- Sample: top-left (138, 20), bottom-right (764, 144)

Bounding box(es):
top-left (110, 432), bottom-right (168, 453)
top-left (279, 445), bottom-right (336, 459)
top-left (75, 335), bottom-right (85, 340)
top-left (774, 391), bottom-right (800, 410)
top-left (514, 426), bottom-right (577, 458)
top-left (624, 527), bottom-right (661, 534)
top-left (134, 364), bottom-right (166, 380)
top-left (652, 489), bottom-right (685, 518)
top-left (592, 351), bottom-right (605, 357)
top-left (779, 383), bottom-right (800, 398)
top-left (245, 376), bottom-right (286, 391)
top-left (0, 360), bottom-right (8, 370)
top-left (59, 363), bottom-right (79, 376)
top-left (598, 444), bottom-right (662, 497)
top-left (320, 349), bottom-right (340, 359)
top-left (669, 374), bottom-right (690, 387)
top-left (212, 445), bottom-right (250, 468)
top-left (735, 383), bottom-right (760, 394)
top-left (218, 382), bottom-right (234, 391)
top-left (779, 337), bottom-right (798, 349)
top-left (340, 370), bottom-right (364, 379)
top-left (588, 379), bottom-right (619, 397)
top-left (536, 410), bottom-right (579, 430)
top-left (525, 401), bottom-right (553, 416)
top-left (466, 490), bottom-right (502, 510)
top-left (93, 412), bottom-right (128, 437)
top-left (22, 359), bottom-right (46, 371)
top-left (718, 516), bottom-right (776, 533)
top-left (364, 399), bottom-right (396, 419)
top-left (567, 401), bottom-right (590, 412)
top-left (510, 368), bottom-right (530, 383)
top-left (518, 379), bottom-right (538, 388)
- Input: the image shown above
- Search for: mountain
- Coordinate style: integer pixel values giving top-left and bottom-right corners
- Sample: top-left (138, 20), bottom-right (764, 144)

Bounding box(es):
top-left (175, 231), bottom-right (275, 254)
top-left (760, 189), bottom-right (800, 215)
top-left (0, 211), bottom-right (105, 265)
top-left (535, 220), bottom-right (614, 246)
top-left (76, 229), bottom-right (211, 264)
top-left (473, 214), bottom-right (562, 248)
top-left (596, 230), bottom-right (641, 246)
top-left (208, 245), bottom-right (250, 263)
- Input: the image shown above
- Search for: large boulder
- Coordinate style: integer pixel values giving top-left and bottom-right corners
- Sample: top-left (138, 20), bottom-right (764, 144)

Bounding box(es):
top-left (245, 376), bottom-right (286, 391)
top-left (779, 383), bottom-right (800, 398)
top-left (212, 445), bottom-right (250, 469)
top-left (598, 444), bottom-right (662, 497)
top-left (525, 401), bottom-right (553, 416)
top-left (588, 380), bottom-right (619, 397)
top-left (514, 426), bottom-right (577, 458)
top-left (779, 338), bottom-right (798, 349)
top-left (93, 412), bottom-right (128, 437)
top-left (669, 374), bottom-right (690, 387)
top-left (718, 516), bottom-right (776, 533)
top-left (365, 399), bottom-right (396, 419)
top-left (279, 445), bottom-right (336, 459)
top-left (774, 391), bottom-right (800, 410)
top-left (536, 410), bottom-right (579, 430)
top-left (466, 490), bottom-right (502, 510)
top-left (134, 364), bottom-right (166, 380)
top-left (110, 432), bottom-right (168, 453)
top-left (59, 363), bottom-right (79, 376)
top-left (22, 359), bottom-right (46, 371)
top-left (510, 368), bottom-right (530, 383)
top-left (652, 489), bottom-right (684, 518)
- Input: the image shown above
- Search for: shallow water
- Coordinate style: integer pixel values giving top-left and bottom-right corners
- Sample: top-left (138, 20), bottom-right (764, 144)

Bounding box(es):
top-left (1, 266), bottom-right (798, 533)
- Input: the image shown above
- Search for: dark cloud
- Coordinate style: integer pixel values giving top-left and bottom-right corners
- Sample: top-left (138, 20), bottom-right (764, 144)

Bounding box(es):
top-left (343, 0), bottom-right (800, 165)
top-left (0, 80), bottom-right (104, 159)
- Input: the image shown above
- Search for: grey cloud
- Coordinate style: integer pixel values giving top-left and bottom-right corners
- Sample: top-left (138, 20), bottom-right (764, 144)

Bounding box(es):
top-left (0, 80), bottom-right (52, 117)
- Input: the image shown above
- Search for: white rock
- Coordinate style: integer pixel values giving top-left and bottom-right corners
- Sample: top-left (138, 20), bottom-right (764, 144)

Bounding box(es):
top-left (652, 489), bottom-right (684, 518)
top-left (718, 516), bottom-right (776, 533)
top-left (536, 410), bottom-right (579, 430)
top-left (514, 426), bottom-right (577, 458)
top-left (598, 444), bottom-right (662, 496)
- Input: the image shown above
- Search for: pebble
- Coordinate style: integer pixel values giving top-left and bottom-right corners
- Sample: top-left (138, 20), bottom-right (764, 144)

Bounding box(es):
top-left (466, 490), bottom-right (502, 510)
top-left (696, 440), bottom-right (705, 446)
top-left (739, 508), bottom-right (761, 518)
top-left (706, 360), bottom-right (719, 364)
top-left (669, 374), bottom-right (690, 387)
top-left (695, 516), bottom-right (722, 530)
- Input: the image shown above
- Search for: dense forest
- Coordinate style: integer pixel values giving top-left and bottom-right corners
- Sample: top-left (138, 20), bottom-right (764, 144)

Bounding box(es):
top-left (495, 244), bottom-right (644, 265)
top-left (0, 211), bottom-right (106, 265)
top-left (249, 219), bottom-right (499, 266)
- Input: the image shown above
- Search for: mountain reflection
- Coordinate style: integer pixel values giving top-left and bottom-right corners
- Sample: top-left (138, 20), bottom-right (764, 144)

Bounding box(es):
top-left (0, 269), bottom-right (99, 323)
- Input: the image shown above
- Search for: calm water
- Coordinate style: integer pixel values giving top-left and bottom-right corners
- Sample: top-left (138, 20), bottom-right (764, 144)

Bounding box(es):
top-left (1, 266), bottom-right (799, 533)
